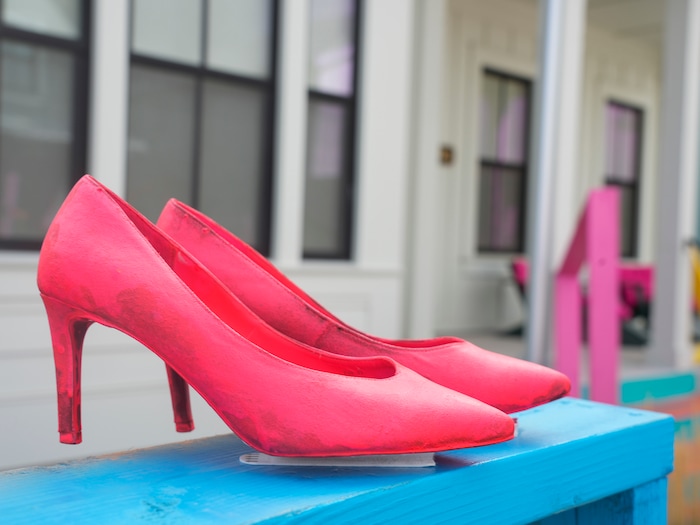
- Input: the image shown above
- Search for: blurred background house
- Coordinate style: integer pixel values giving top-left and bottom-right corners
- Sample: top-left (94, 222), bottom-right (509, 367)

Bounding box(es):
top-left (0, 0), bottom-right (699, 518)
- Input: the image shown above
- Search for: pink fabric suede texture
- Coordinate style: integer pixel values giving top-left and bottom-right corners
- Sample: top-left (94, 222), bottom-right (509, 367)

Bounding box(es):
top-left (37, 175), bottom-right (515, 457)
top-left (157, 200), bottom-right (571, 415)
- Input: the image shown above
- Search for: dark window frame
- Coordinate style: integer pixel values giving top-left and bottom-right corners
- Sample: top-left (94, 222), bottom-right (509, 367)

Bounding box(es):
top-left (604, 99), bottom-right (643, 258)
top-left (127, 0), bottom-right (279, 256)
top-left (0, 0), bottom-right (91, 251)
top-left (477, 68), bottom-right (531, 254)
top-left (302, 0), bottom-right (362, 260)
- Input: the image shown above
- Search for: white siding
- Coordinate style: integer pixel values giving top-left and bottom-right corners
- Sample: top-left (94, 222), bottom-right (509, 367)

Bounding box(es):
top-left (433, 0), bottom-right (659, 334)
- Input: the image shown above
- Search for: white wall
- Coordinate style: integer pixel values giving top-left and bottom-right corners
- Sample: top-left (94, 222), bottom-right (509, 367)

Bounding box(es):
top-left (354, 0), bottom-right (414, 271)
top-left (272, 0), bottom-right (416, 336)
top-left (0, 0), bottom-right (417, 471)
top-left (433, 0), bottom-right (660, 335)
top-left (580, 27), bottom-right (660, 263)
top-left (436, 0), bottom-right (539, 334)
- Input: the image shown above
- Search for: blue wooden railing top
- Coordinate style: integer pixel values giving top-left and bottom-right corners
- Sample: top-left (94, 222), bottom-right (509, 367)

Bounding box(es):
top-left (0, 397), bottom-right (674, 524)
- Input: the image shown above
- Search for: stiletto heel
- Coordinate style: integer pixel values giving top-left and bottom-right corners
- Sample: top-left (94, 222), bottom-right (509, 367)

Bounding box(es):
top-left (158, 199), bottom-right (571, 413)
top-left (44, 291), bottom-right (195, 440)
top-left (41, 294), bottom-right (93, 445)
top-left (37, 175), bottom-right (514, 456)
top-left (165, 365), bottom-right (194, 432)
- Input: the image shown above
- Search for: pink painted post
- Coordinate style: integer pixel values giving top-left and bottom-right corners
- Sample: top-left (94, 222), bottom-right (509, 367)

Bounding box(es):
top-left (555, 187), bottom-right (620, 404)
top-left (587, 189), bottom-right (620, 403)
top-left (555, 204), bottom-right (587, 398)
top-left (554, 277), bottom-right (582, 396)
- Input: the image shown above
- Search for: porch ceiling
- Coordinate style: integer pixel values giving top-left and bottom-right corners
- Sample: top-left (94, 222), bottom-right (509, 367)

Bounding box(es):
top-left (587, 0), bottom-right (665, 47)
top-left (512, 0), bottom-right (666, 48)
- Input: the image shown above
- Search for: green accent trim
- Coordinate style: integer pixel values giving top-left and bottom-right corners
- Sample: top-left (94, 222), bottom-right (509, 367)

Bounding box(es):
top-left (674, 418), bottom-right (698, 441)
top-left (580, 373), bottom-right (698, 404)
top-left (578, 373), bottom-right (700, 440)
top-left (621, 373), bottom-right (697, 404)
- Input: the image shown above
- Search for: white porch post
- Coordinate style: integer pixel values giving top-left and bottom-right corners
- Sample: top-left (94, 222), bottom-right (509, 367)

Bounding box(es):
top-left (526, 0), bottom-right (587, 364)
top-left (88, 0), bottom-right (130, 195)
top-left (270, 0), bottom-right (309, 266)
top-left (651, 0), bottom-right (700, 369)
top-left (404, 0), bottom-right (447, 338)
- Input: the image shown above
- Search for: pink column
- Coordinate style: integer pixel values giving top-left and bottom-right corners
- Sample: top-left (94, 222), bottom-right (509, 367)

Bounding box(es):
top-left (555, 209), bottom-right (586, 397)
top-left (555, 187), bottom-right (620, 404)
top-left (586, 189), bottom-right (620, 403)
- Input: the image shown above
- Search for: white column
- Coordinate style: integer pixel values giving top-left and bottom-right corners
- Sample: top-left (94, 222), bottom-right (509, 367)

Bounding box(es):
top-left (354, 0), bottom-right (414, 270)
top-left (651, 0), bottom-right (700, 369)
top-left (270, 0), bottom-right (309, 266)
top-left (88, 0), bottom-right (130, 196)
top-left (404, 0), bottom-right (447, 338)
top-left (526, 0), bottom-right (587, 364)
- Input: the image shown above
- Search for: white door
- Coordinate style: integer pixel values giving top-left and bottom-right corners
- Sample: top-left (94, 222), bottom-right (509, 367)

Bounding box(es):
top-left (433, 1), bottom-right (538, 335)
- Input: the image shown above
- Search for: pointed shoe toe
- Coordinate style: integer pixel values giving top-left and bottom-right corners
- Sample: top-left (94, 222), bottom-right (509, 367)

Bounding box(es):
top-left (157, 199), bottom-right (571, 413)
top-left (38, 175), bottom-right (514, 456)
top-left (424, 341), bottom-right (572, 413)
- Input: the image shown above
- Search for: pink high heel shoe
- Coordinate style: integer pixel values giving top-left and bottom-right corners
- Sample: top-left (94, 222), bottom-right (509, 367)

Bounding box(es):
top-left (158, 200), bottom-right (571, 415)
top-left (37, 176), bottom-right (515, 456)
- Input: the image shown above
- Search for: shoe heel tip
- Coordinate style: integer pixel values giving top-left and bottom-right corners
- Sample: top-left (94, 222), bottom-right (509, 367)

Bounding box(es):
top-left (176, 422), bottom-right (194, 433)
top-left (60, 431), bottom-right (82, 444)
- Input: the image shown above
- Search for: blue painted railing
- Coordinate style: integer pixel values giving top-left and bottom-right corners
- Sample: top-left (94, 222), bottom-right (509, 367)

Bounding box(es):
top-left (0, 398), bottom-right (673, 524)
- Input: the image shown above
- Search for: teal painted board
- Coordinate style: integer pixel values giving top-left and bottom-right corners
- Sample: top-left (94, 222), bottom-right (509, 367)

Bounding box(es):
top-left (257, 399), bottom-right (673, 524)
top-left (537, 479), bottom-right (667, 525)
top-left (575, 488), bottom-right (636, 524)
top-left (0, 398), bottom-right (674, 525)
top-left (632, 479), bottom-right (668, 524)
top-left (621, 372), bottom-right (696, 404)
top-left (532, 479), bottom-right (666, 525)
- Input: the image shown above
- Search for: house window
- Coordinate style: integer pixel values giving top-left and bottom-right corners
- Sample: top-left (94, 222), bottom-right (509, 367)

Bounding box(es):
top-left (0, 0), bottom-right (90, 250)
top-left (303, 0), bottom-right (360, 259)
top-left (477, 69), bottom-right (531, 253)
top-left (604, 101), bottom-right (643, 258)
top-left (127, 0), bottom-right (278, 255)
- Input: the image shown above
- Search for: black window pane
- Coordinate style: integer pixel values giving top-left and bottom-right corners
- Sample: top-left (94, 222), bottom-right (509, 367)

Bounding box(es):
top-left (127, 65), bottom-right (196, 222)
top-left (3, 0), bottom-right (81, 40)
top-left (0, 42), bottom-right (75, 241)
top-left (605, 101), bottom-right (642, 258)
top-left (131, 0), bottom-right (202, 65)
top-left (606, 103), bottom-right (640, 183)
top-left (207, 0), bottom-right (273, 79)
top-left (478, 71), bottom-right (530, 253)
top-left (198, 79), bottom-right (266, 249)
top-left (604, 104), bottom-right (617, 175)
top-left (480, 72), bottom-right (529, 163)
top-left (303, 98), bottom-right (351, 256)
top-left (308, 0), bottom-right (356, 96)
top-left (500, 80), bottom-right (527, 163)
top-left (127, 1), bottom-right (276, 255)
top-left (480, 74), bottom-right (499, 158)
top-left (478, 166), bottom-right (523, 252)
top-left (618, 185), bottom-right (636, 257)
top-left (478, 166), bottom-right (494, 248)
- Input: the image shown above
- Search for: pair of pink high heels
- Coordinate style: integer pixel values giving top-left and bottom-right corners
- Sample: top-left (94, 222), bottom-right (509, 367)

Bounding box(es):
top-left (37, 176), bottom-right (569, 457)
